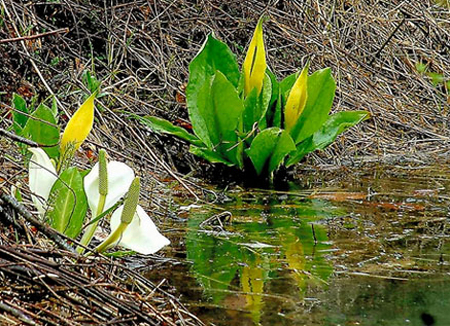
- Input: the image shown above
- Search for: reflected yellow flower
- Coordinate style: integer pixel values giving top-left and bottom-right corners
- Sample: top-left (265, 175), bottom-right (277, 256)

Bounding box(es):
top-left (60, 91), bottom-right (96, 154)
top-left (243, 17), bottom-right (267, 97)
top-left (284, 237), bottom-right (307, 292)
top-left (284, 63), bottom-right (309, 132)
top-left (241, 256), bottom-right (265, 324)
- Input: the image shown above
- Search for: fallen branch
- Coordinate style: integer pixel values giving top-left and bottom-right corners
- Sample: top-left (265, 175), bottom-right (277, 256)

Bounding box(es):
top-left (0, 193), bottom-right (76, 253)
top-left (0, 28), bottom-right (69, 44)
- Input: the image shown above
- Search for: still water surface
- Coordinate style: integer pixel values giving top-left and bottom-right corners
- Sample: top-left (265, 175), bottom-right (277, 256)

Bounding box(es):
top-left (148, 166), bottom-right (450, 325)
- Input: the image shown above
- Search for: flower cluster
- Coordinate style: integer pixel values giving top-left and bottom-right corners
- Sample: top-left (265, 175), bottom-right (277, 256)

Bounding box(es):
top-left (27, 92), bottom-right (169, 255)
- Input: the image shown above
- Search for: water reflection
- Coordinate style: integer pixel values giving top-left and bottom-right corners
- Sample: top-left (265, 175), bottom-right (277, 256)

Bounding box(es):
top-left (185, 195), bottom-right (336, 324)
top-left (146, 166), bottom-right (450, 325)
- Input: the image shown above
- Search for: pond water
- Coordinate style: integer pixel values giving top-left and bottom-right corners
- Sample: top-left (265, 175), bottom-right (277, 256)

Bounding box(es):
top-left (147, 165), bottom-right (450, 326)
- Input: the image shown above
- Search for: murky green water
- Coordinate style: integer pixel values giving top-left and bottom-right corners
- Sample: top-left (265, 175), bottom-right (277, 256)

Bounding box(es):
top-left (148, 166), bottom-right (450, 326)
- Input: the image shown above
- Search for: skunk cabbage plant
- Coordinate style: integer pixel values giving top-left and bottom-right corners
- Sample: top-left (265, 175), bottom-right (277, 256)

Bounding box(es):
top-left (24, 87), bottom-right (169, 255)
top-left (136, 16), bottom-right (369, 179)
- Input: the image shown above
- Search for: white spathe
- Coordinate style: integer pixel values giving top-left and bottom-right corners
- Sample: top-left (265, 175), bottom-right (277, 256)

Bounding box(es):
top-left (110, 205), bottom-right (171, 254)
top-left (84, 161), bottom-right (135, 213)
top-left (28, 148), bottom-right (58, 216)
top-left (84, 160), bottom-right (170, 254)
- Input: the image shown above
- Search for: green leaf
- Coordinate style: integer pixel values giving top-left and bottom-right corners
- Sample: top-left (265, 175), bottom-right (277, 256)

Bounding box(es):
top-left (46, 167), bottom-right (88, 238)
top-left (82, 70), bottom-right (101, 94)
top-left (186, 34), bottom-right (240, 144)
top-left (246, 127), bottom-right (296, 175)
top-left (51, 96), bottom-right (58, 121)
top-left (23, 104), bottom-right (60, 159)
top-left (286, 110), bottom-right (369, 167)
top-left (188, 34), bottom-right (240, 89)
top-left (290, 68), bottom-right (336, 144)
top-left (427, 72), bottom-right (445, 87)
top-left (134, 115), bottom-right (202, 146)
top-left (12, 93), bottom-right (29, 135)
top-left (197, 71), bottom-right (244, 167)
top-left (415, 61), bottom-right (428, 74)
top-left (279, 71), bottom-right (299, 103)
top-left (243, 88), bottom-right (259, 133)
top-left (190, 145), bottom-right (236, 167)
top-left (189, 78), bottom-right (214, 147)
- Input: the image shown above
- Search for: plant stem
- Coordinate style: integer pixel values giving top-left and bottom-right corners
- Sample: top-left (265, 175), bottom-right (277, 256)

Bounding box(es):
top-left (91, 222), bottom-right (128, 254)
top-left (76, 194), bottom-right (106, 253)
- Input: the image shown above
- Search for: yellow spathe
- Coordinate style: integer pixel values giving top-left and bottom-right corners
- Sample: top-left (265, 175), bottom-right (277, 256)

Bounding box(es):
top-left (243, 17), bottom-right (267, 97)
top-left (284, 63), bottom-right (309, 132)
top-left (60, 91), bottom-right (96, 153)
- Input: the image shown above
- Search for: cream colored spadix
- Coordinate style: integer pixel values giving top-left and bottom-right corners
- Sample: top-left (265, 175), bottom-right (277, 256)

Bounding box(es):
top-left (28, 148), bottom-right (58, 216)
top-left (83, 157), bottom-right (170, 255)
top-left (243, 16), bottom-right (267, 97)
top-left (284, 63), bottom-right (309, 132)
top-left (60, 91), bottom-right (97, 154)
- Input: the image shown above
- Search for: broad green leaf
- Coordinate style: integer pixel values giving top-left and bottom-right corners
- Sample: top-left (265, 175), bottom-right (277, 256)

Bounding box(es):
top-left (259, 72), bottom-right (273, 129)
top-left (246, 127), bottom-right (296, 175)
top-left (286, 110), bottom-right (369, 167)
top-left (23, 104), bottom-right (60, 159)
top-left (243, 73), bottom-right (272, 133)
top-left (188, 34), bottom-right (240, 89)
top-left (189, 77), bottom-right (214, 147)
top-left (12, 93), bottom-right (28, 135)
top-left (46, 167), bottom-right (87, 238)
top-left (189, 145), bottom-right (236, 167)
top-left (290, 68), bottom-right (336, 144)
top-left (197, 71), bottom-right (244, 167)
top-left (134, 115), bottom-right (202, 146)
top-left (186, 34), bottom-right (240, 144)
top-left (243, 88), bottom-right (259, 133)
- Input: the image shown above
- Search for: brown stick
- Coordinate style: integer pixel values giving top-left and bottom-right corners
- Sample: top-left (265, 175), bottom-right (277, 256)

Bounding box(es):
top-left (0, 127), bottom-right (40, 147)
top-left (0, 28), bottom-right (69, 44)
top-left (0, 193), bottom-right (77, 253)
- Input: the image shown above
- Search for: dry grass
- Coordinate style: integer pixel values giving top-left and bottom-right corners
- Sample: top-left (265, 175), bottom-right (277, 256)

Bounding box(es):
top-left (1, 0), bottom-right (449, 169)
top-left (0, 0), bottom-right (450, 324)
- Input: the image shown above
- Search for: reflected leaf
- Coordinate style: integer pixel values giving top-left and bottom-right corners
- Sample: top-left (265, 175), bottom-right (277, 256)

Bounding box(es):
top-left (185, 193), bottom-right (335, 319)
top-left (186, 216), bottom-right (242, 303)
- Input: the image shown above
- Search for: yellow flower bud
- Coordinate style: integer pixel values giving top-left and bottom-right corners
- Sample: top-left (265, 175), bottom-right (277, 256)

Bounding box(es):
top-left (284, 63), bottom-right (309, 132)
top-left (60, 91), bottom-right (96, 153)
top-left (243, 17), bottom-right (267, 97)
